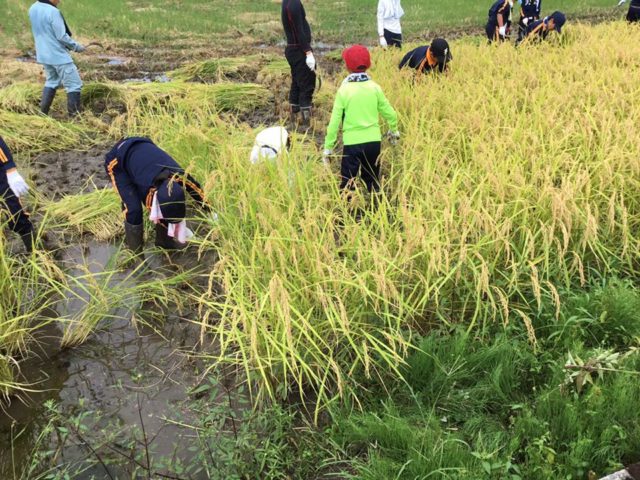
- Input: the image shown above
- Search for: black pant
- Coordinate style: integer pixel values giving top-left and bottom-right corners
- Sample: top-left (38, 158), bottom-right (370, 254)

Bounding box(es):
top-left (285, 47), bottom-right (316, 110)
top-left (340, 142), bottom-right (381, 192)
top-left (486, 21), bottom-right (507, 42)
top-left (384, 29), bottom-right (402, 48)
top-left (628, 5), bottom-right (640, 22)
top-left (0, 171), bottom-right (33, 236)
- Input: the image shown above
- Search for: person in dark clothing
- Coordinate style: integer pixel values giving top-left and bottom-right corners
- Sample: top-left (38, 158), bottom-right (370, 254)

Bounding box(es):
top-left (281, 0), bottom-right (316, 129)
top-left (517, 0), bottom-right (542, 42)
top-left (104, 137), bottom-right (208, 253)
top-left (399, 38), bottom-right (452, 74)
top-left (518, 11), bottom-right (566, 45)
top-left (486, 0), bottom-right (514, 43)
top-left (0, 137), bottom-right (38, 253)
top-left (619, 0), bottom-right (640, 22)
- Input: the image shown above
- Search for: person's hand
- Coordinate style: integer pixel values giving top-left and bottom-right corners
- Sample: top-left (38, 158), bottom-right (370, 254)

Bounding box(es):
top-left (498, 25), bottom-right (507, 37)
top-left (75, 44), bottom-right (86, 53)
top-left (305, 52), bottom-right (316, 72)
top-left (379, 36), bottom-right (388, 48)
top-left (387, 131), bottom-right (400, 145)
top-left (322, 149), bottom-right (332, 165)
top-left (522, 17), bottom-right (529, 26)
top-left (6, 169), bottom-right (29, 197)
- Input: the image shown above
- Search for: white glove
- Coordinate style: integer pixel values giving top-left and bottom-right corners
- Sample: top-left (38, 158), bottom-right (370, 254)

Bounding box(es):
top-left (618, 0), bottom-right (627, 5)
top-left (498, 26), bottom-right (507, 37)
top-left (387, 131), bottom-right (400, 145)
top-left (379, 36), bottom-right (388, 48)
top-left (7, 170), bottom-right (29, 198)
top-left (305, 52), bottom-right (316, 72)
top-left (75, 43), bottom-right (86, 53)
top-left (522, 17), bottom-right (529, 26)
top-left (322, 149), bottom-right (332, 165)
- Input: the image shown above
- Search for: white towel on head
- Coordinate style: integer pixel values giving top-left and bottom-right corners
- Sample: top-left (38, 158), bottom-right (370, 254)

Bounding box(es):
top-left (149, 192), bottom-right (194, 244)
top-left (250, 126), bottom-right (288, 164)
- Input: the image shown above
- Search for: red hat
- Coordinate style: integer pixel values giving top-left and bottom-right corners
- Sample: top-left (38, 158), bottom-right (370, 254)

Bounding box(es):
top-left (342, 45), bottom-right (371, 73)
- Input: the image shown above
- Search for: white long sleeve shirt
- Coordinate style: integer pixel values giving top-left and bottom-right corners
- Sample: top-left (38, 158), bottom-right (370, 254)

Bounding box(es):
top-left (377, 0), bottom-right (404, 36)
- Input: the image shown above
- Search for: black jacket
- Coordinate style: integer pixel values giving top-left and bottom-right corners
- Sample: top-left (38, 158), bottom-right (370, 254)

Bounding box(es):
top-left (282, 0), bottom-right (312, 52)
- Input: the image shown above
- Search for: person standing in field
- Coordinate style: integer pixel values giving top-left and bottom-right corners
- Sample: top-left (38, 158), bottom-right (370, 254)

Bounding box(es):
top-left (323, 45), bottom-right (399, 194)
top-left (377, 0), bottom-right (404, 48)
top-left (486, 0), bottom-right (514, 43)
top-left (617, 0), bottom-right (640, 22)
top-left (281, 0), bottom-right (316, 129)
top-left (0, 137), bottom-right (41, 253)
top-left (399, 38), bottom-right (452, 74)
top-left (104, 138), bottom-right (209, 253)
top-left (518, 11), bottom-right (566, 45)
top-left (517, 0), bottom-right (542, 42)
top-left (28, 0), bottom-right (85, 116)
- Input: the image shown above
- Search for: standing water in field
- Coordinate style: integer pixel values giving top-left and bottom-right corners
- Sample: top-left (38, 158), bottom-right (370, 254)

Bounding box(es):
top-left (0, 241), bottom-right (222, 479)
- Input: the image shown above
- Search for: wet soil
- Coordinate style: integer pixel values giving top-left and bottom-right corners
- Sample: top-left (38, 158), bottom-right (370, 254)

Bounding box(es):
top-left (0, 242), bottom-right (219, 479)
top-left (29, 145), bottom-right (110, 199)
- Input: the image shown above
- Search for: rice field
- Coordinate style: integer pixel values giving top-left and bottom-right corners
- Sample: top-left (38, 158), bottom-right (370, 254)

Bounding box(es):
top-left (0, 16), bottom-right (639, 480)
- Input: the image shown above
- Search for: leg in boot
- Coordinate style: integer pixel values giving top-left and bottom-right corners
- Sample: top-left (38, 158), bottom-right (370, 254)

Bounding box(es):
top-left (155, 222), bottom-right (186, 251)
top-left (300, 107), bottom-right (312, 130)
top-left (40, 87), bottom-right (57, 115)
top-left (124, 221), bottom-right (144, 254)
top-left (289, 104), bottom-right (300, 130)
top-left (67, 91), bottom-right (82, 117)
top-left (20, 230), bottom-right (35, 254)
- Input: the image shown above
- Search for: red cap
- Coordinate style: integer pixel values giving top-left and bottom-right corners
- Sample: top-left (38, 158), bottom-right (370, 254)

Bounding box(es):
top-left (342, 45), bottom-right (371, 73)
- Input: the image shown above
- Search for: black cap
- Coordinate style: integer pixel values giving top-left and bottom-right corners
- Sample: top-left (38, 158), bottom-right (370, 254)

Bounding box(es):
top-left (430, 38), bottom-right (452, 65)
top-left (549, 11), bottom-right (566, 33)
top-left (157, 178), bottom-right (186, 223)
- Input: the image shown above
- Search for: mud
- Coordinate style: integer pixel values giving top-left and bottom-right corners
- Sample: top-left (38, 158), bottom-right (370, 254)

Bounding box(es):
top-left (29, 145), bottom-right (110, 199)
top-left (0, 241), bottom-right (222, 479)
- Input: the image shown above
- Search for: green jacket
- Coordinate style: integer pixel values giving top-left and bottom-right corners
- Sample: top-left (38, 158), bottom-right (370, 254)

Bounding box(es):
top-left (324, 73), bottom-right (398, 151)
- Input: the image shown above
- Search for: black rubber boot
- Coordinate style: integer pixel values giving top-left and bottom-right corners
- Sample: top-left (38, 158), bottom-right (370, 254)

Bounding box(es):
top-left (20, 230), bottom-right (35, 254)
top-left (300, 107), bottom-right (312, 130)
top-left (289, 105), bottom-right (300, 130)
top-left (124, 221), bottom-right (144, 254)
top-left (155, 223), bottom-right (186, 251)
top-left (40, 87), bottom-right (57, 115)
top-left (67, 91), bottom-right (82, 116)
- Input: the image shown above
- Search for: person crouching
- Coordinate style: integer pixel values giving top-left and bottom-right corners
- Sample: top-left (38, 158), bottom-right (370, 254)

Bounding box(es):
top-left (250, 127), bottom-right (289, 164)
top-left (104, 137), bottom-right (208, 253)
top-left (399, 38), bottom-right (452, 74)
top-left (323, 45), bottom-right (399, 194)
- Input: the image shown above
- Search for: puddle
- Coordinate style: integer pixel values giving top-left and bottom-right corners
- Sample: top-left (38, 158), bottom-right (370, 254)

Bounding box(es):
top-left (0, 241), bottom-right (216, 478)
top-left (122, 73), bottom-right (172, 84)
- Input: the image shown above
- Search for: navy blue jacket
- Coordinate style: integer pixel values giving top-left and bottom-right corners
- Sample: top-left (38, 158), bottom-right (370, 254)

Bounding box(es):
top-left (399, 46), bottom-right (445, 73)
top-left (520, 0), bottom-right (541, 18)
top-left (104, 137), bottom-right (207, 225)
top-left (282, 0), bottom-right (312, 52)
top-left (524, 19), bottom-right (548, 39)
top-left (488, 0), bottom-right (513, 25)
top-left (0, 136), bottom-right (17, 172)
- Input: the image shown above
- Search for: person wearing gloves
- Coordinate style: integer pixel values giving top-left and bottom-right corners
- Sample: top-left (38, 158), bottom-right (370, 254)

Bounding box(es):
top-left (29, 0), bottom-right (85, 116)
top-left (0, 137), bottom-right (38, 253)
top-left (104, 138), bottom-right (209, 253)
top-left (250, 127), bottom-right (289, 164)
top-left (281, 0), bottom-right (316, 129)
top-left (518, 11), bottom-right (566, 44)
top-left (486, 0), bottom-right (515, 43)
top-left (617, 0), bottom-right (640, 22)
top-left (377, 0), bottom-right (404, 48)
top-left (517, 0), bottom-right (542, 42)
top-left (399, 38), bottom-right (452, 74)
top-left (323, 45), bottom-right (399, 194)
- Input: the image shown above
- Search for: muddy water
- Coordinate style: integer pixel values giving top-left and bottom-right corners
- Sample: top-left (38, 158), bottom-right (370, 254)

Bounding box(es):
top-left (0, 241), bottom-right (212, 478)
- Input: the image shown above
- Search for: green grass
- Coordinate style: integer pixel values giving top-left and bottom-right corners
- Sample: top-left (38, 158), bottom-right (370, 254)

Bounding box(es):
top-left (332, 279), bottom-right (640, 479)
top-left (2, 0), bottom-right (624, 49)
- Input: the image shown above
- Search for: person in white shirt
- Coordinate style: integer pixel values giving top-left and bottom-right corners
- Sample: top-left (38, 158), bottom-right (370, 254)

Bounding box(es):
top-left (250, 127), bottom-right (289, 164)
top-left (377, 0), bottom-right (404, 48)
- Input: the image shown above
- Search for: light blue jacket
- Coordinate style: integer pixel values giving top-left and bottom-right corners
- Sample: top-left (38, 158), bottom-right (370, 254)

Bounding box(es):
top-left (28, 2), bottom-right (84, 65)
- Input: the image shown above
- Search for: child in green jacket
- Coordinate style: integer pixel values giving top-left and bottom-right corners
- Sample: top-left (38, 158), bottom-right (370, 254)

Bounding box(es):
top-left (323, 45), bottom-right (399, 192)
